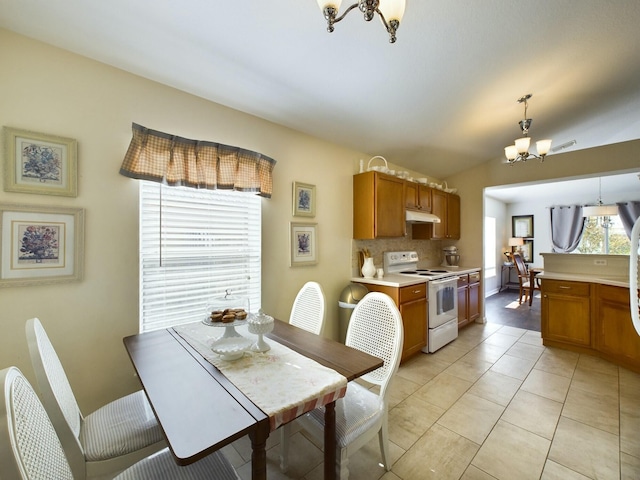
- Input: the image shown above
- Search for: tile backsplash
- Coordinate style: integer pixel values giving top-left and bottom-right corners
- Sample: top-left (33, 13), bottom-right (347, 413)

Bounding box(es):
top-left (352, 227), bottom-right (446, 276)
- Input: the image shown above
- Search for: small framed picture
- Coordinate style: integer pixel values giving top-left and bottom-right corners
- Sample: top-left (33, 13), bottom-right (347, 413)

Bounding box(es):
top-left (0, 203), bottom-right (84, 287)
top-left (292, 181), bottom-right (316, 217)
top-left (290, 222), bottom-right (317, 266)
top-left (512, 214), bottom-right (533, 238)
top-left (3, 126), bottom-right (78, 197)
top-left (521, 239), bottom-right (534, 263)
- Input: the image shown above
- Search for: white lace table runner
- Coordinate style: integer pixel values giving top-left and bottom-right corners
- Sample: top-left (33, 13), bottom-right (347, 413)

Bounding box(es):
top-left (173, 321), bottom-right (347, 431)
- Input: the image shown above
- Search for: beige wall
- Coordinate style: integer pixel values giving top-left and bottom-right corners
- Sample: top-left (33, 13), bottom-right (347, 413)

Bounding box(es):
top-left (0, 29), bottom-right (365, 412)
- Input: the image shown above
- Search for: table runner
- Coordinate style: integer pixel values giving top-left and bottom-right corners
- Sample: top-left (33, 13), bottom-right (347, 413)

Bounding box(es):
top-left (173, 322), bottom-right (347, 431)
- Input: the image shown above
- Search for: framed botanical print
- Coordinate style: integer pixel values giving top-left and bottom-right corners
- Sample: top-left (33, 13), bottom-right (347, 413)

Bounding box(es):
top-left (290, 222), bottom-right (317, 266)
top-left (0, 203), bottom-right (84, 287)
top-left (3, 126), bottom-right (78, 197)
top-left (292, 181), bottom-right (316, 217)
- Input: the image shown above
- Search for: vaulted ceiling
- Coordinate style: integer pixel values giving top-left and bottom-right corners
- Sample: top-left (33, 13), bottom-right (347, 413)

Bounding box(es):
top-left (2, 0), bottom-right (640, 178)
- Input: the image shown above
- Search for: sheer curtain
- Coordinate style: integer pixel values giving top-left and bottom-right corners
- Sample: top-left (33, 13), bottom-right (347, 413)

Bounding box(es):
top-left (617, 201), bottom-right (640, 239)
top-left (119, 123), bottom-right (276, 197)
top-left (549, 205), bottom-right (586, 253)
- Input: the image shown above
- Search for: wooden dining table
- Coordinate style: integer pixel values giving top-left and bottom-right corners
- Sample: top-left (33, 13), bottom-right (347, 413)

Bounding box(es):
top-left (123, 318), bottom-right (383, 480)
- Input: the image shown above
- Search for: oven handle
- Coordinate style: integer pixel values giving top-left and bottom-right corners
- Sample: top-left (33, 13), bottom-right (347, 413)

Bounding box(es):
top-left (429, 277), bottom-right (457, 286)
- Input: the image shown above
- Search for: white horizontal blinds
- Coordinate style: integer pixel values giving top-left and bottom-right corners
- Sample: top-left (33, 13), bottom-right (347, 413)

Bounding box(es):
top-left (140, 181), bottom-right (261, 333)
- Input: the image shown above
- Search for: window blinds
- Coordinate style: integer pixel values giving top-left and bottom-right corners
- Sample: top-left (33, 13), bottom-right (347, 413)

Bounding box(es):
top-left (139, 181), bottom-right (262, 332)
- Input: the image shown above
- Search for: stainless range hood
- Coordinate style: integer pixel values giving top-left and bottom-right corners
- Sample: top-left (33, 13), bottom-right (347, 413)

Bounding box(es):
top-left (406, 210), bottom-right (441, 223)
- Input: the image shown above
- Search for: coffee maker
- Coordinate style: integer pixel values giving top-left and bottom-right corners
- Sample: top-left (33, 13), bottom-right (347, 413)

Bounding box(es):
top-left (442, 246), bottom-right (460, 267)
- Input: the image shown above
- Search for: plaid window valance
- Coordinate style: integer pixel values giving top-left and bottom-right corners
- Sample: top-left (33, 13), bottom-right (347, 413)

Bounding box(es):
top-left (119, 123), bottom-right (276, 198)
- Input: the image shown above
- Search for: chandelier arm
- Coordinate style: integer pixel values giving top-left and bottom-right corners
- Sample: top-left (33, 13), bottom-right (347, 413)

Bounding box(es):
top-left (332, 3), bottom-right (361, 24)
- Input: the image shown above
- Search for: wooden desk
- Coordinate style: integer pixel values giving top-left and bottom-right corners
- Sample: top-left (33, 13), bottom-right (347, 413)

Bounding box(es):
top-left (500, 264), bottom-right (519, 292)
top-left (123, 319), bottom-right (382, 480)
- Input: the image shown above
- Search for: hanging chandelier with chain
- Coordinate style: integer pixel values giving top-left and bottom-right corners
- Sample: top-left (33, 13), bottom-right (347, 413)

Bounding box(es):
top-left (315, 0), bottom-right (407, 43)
top-left (504, 94), bottom-right (552, 164)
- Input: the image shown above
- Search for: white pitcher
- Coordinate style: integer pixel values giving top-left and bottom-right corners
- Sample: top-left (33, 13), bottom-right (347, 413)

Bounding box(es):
top-left (361, 257), bottom-right (376, 278)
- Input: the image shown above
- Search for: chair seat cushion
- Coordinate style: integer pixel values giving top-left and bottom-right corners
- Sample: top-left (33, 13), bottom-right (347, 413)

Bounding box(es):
top-left (81, 390), bottom-right (163, 461)
top-left (305, 382), bottom-right (383, 448)
top-left (114, 448), bottom-right (239, 480)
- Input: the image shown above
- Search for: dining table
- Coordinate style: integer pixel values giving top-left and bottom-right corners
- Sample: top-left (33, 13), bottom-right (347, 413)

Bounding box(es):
top-left (123, 317), bottom-right (383, 480)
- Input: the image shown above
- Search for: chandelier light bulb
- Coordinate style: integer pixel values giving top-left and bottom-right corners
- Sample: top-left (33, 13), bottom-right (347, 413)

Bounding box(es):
top-left (379, 0), bottom-right (406, 22)
top-left (536, 139), bottom-right (552, 156)
top-left (317, 0), bottom-right (342, 9)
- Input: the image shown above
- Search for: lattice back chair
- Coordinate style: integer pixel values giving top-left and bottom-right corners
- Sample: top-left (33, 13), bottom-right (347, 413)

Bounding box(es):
top-left (512, 253), bottom-right (534, 305)
top-left (0, 366), bottom-right (240, 480)
top-left (25, 318), bottom-right (165, 479)
top-left (280, 281), bottom-right (327, 471)
top-left (288, 281), bottom-right (326, 335)
top-left (283, 292), bottom-right (404, 480)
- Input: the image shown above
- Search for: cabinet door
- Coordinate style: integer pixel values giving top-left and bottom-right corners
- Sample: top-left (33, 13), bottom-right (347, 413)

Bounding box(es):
top-left (404, 182), bottom-right (418, 210)
top-left (399, 298), bottom-right (427, 361)
top-left (468, 281), bottom-right (480, 322)
top-left (596, 285), bottom-right (640, 365)
top-left (542, 292), bottom-right (591, 346)
top-left (447, 193), bottom-right (460, 239)
top-left (430, 189), bottom-right (447, 239)
top-left (418, 185), bottom-right (432, 212)
top-left (457, 286), bottom-right (469, 327)
top-left (375, 175), bottom-right (405, 237)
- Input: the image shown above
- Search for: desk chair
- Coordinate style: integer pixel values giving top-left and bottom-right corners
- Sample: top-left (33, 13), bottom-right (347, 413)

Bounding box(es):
top-left (512, 253), bottom-right (540, 305)
top-left (0, 366), bottom-right (239, 480)
top-left (25, 318), bottom-right (165, 479)
top-left (282, 292), bottom-right (404, 479)
top-left (280, 281), bottom-right (326, 471)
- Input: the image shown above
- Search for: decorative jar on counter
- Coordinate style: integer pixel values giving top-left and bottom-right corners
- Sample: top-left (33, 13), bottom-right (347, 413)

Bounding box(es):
top-left (361, 257), bottom-right (376, 278)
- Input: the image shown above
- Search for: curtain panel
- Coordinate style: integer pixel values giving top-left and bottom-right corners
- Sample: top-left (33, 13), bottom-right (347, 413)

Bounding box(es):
top-left (617, 201), bottom-right (640, 239)
top-left (549, 205), bottom-right (586, 253)
top-left (119, 123), bottom-right (276, 198)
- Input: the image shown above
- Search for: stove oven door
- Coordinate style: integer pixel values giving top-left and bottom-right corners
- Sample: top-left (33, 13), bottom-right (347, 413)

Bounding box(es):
top-left (428, 277), bottom-right (458, 328)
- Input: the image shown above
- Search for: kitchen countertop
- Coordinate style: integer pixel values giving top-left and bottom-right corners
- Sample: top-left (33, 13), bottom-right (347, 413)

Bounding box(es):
top-left (352, 267), bottom-right (481, 288)
top-left (537, 271), bottom-right (629, 288)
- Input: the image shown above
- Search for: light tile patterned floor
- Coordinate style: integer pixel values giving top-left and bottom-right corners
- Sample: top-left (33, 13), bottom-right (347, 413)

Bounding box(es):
top-left (225, 322), bottom-right (640, 480)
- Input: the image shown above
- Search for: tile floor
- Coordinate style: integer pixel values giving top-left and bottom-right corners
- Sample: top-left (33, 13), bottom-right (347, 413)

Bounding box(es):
top-left (223, 315), bottom-right (640, 479)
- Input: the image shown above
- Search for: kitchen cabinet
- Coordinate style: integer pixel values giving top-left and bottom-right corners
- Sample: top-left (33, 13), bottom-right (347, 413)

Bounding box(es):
top-left (457, 271), bottom-right (481, 328)
top-left (353, 171), bottom-right (405, 239)
top-left (594, 284), bottom-right (640, 370)
top-left (541, 279), bottom-right (592, 348)
top-left (411, 190), bottom-right (460, 240)
top-left (354, 282), bottom-right (427, 362)
top-left (404, 182), bottom-right (432, 212)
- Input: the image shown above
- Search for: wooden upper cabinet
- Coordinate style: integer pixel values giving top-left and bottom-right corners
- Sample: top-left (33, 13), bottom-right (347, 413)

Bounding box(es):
top-left (353, 172), bottom-right (405, 239)
top-left (405, 182), bottom-right (432, 212)
top-left (413, 190), bottom-right (460, 240)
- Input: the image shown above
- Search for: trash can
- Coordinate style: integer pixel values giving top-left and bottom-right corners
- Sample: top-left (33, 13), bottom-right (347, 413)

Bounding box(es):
top-left (338, 283), bottom-right (369, 344)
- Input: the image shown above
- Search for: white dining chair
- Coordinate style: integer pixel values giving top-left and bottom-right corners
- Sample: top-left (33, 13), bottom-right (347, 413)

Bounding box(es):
top-left (280, 281), bottom-right (327, 471)
top-left (288, 281), bottom-right (326, 335)
top-left (282, 292), bottom-right (404, 479)
top-left (25, 317), bottom-right (165, 479)
top-left (0, 366), bottom-right (240, 480)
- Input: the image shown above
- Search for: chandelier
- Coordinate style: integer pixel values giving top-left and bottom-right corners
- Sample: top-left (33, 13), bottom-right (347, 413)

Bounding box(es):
top-left (504, 94), bottom-right (552, 164)
top-left (315, 0), bottom-right (407, 43)
top-left (583, 177), bottom-right (618, 227)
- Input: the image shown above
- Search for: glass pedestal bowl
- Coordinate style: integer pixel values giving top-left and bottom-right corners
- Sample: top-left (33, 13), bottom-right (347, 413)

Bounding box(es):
top-left (248, 309), bottom-right (274, 352)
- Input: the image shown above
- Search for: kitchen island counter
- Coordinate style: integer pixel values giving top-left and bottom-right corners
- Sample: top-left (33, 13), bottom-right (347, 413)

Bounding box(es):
top-left (537, 271), bottom-right (629, 288)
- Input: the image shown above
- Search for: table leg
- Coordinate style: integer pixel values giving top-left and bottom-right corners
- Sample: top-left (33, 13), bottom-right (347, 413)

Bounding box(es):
top-left (249, 421), bottom-right (270, 480)
top-left (324, 400), bottom-right (336, 480)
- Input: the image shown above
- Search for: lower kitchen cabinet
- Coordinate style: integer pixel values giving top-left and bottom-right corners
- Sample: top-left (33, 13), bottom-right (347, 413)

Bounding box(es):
top-left (541, 279), bottom-right (592, 347)
top-left (457, 271), bottom-right (481, 329)
top-left (354, 282), bottom-right (427, 362)
top-left (595, 284), bottom-right (640, 369)
top-left (542, 279), bottom-right (640, 373)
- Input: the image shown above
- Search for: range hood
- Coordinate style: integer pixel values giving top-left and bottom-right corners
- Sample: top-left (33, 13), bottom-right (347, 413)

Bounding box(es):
top-left (406, 210), bottom-right (441, 223)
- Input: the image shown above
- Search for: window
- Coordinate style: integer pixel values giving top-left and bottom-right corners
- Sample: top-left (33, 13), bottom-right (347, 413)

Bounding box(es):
top-left (484, 216), bottom-right (496, 278)
top-left (139, 181), bottom-right (262, 333)
top-left (576, 215), bottom-right (631, 254)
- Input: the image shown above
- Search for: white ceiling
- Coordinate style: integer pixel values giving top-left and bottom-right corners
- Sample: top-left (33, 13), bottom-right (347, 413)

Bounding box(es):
top-left (2, 1), bottom-right (640, 178)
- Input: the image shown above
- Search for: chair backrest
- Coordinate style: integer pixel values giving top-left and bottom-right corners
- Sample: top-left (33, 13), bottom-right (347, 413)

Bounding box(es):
top-left (345, 292), bottom-right (404, 400)
top-left (289, 281), bottom-right (326, 336)
top-left (25, 317), bottom-right (86, 476)
top-left (512, 253), bottom-right (529, 281)
top-left (0, 366), bottom-right (75, 480)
